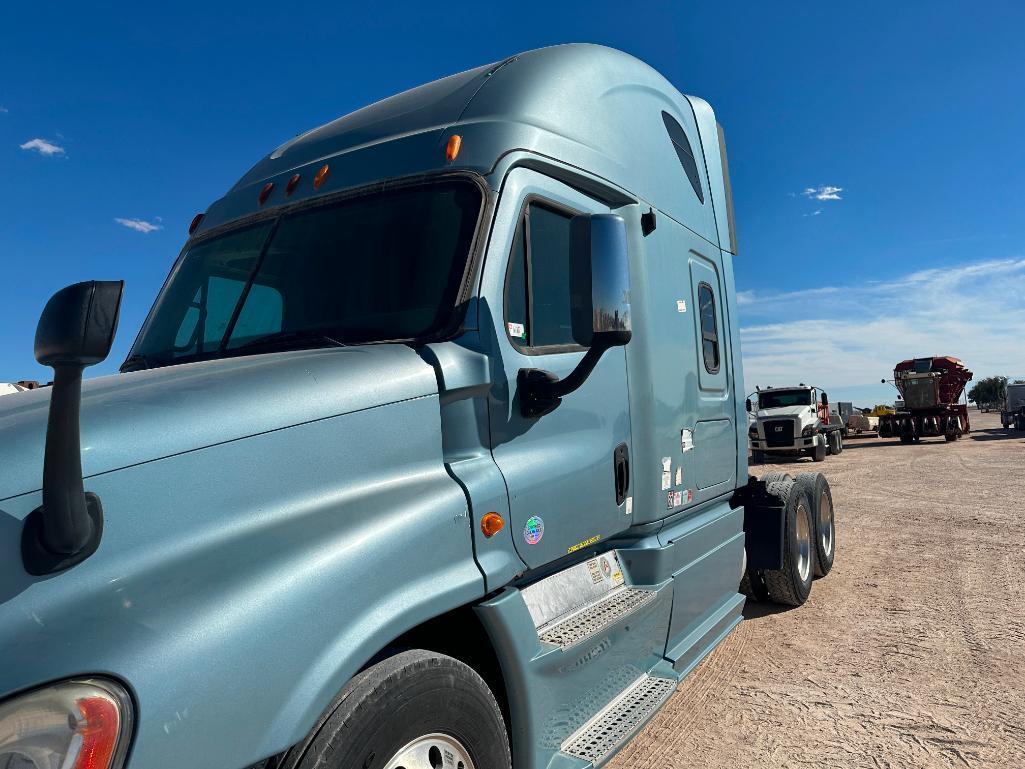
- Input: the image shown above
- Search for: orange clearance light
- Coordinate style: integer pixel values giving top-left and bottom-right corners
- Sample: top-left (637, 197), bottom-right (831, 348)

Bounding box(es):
top-left (481, 512), bottom-right (505, 538)
top-left (286, 173), bottom-right (301, 196)
top-left (313, 164), bottom-right (330, 190)
top-left (445, 134), bottom-right (462, 162)
top-left (258, 182), bottom-right (274, 205)
top-left (188, 213), bottom-right (204, 235)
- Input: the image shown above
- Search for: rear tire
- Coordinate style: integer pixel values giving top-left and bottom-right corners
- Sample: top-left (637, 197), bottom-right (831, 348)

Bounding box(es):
top-left (279, 650), bottom-right (510, 769)
top-left (761, 477), bottom-right (815, 606)
top-left (794, 473), bottom-right (835, 578)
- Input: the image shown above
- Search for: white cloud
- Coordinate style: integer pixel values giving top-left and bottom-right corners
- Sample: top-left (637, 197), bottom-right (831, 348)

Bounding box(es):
top-left (802, 185), bottom-right (843, 201)
top-left (0, 106), bottom-right (8, 114)
top-left (115, 217), bottom-right (162, 234)
top-left (738, 257), bottom-right (1025, 405)
top-left (20, 137), bottom-right (65, 156)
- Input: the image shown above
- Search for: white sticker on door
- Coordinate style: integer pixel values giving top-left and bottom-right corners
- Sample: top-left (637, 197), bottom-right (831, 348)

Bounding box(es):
top-left (661, 471), bottom-right (672, 491)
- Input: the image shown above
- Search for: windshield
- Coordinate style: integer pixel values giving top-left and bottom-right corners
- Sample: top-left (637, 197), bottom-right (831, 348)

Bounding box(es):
top-left (126, 179), bottom-right (482, 369)
top-left (758, 389), bottom-right (813, 409)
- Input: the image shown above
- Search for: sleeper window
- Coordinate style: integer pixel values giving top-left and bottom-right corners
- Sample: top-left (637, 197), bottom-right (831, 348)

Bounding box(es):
top-left (698, 283), bottom-right (720, 373)
top-left (505, 202), bottom-right (588, 350)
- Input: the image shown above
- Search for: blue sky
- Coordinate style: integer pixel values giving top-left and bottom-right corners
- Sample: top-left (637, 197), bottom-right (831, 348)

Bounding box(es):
top-left (2, 1), bottom-right (1023, 404)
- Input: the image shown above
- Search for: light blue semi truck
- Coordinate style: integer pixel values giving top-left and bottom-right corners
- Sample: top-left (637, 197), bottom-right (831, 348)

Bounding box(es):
top-left (0, 45), bottom-right (837, 769)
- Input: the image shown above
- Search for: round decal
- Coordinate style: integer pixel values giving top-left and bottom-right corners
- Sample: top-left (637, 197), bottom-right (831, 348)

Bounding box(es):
top-left (523, 516), bottom-right (545, 545)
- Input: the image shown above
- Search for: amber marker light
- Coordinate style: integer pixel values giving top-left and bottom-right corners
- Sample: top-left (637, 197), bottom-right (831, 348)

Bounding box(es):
top-left (286, 173), bottom-right (301, 196)
top-left (258, 182), bottom-right (274, 205)
top-left (188, 213), bottom-right (204, 235)
top-left (445, 134), bottom-right (462, 162)
top-left (313, 164), bottom-right (330, 190)
top-left (481, 512), bottom-right (505, 538)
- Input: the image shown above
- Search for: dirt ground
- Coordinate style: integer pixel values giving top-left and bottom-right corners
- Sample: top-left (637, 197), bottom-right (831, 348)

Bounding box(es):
top-left (610, 411), bottom-right (1025, 769)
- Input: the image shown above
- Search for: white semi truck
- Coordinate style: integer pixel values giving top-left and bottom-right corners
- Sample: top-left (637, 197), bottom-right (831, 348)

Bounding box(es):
top-left (747, 385), bottom-right (844, 463)
top-left (1002, 381), bottom-right (1025, 430)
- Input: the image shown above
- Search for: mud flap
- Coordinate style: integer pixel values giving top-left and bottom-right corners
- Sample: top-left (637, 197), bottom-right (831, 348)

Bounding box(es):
top-left (737, 479), bottom-right (785, 570)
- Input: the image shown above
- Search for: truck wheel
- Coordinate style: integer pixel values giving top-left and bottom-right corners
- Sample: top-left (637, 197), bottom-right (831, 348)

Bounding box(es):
top-left (810, 440), bottom-right (827, 462)
top-left (280, 650), bottom-right (510, 769)
top-left (761, 471), bottom-right (790, 486)
top-left (761, 477), bottom-right (815, 606)
top-left (795, 473), bottom-right (835, 578)
top-left (944, 432), bottom-right (957, 442)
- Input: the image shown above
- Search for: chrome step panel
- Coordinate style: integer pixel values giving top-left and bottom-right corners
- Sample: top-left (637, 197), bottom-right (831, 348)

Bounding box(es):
top-left (561, 674), bottom-right (677, 765)
top-left (521, 551), bottom-right (627, 630)
top-left (538, 587), bottom-right (656, 648)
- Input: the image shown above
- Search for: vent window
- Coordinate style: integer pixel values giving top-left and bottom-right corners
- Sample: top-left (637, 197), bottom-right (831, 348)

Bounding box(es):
top-left (662, 111), bottom-right (704, 204)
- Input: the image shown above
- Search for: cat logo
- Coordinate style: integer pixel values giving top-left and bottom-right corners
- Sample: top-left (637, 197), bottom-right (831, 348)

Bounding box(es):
top-left (774, 426), bottom-right (783, 432)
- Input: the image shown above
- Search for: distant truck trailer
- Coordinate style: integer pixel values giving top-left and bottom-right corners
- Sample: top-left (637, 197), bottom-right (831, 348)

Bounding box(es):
top-left (1002, 382), bottom-right (1025, 430)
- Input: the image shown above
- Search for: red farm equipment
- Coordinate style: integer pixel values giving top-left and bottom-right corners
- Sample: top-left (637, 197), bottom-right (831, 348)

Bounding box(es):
top-left (878, 356), bottom-right (973, 443)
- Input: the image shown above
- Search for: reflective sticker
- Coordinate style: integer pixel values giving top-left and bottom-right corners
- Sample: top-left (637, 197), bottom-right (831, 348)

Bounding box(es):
top-left (661, 471), bottom-right (672, 491)
top-left (681, 429), bottom-right (695, 453)
top-left (661, 456), bottom-right (672, 472)
top-left (567, 534), bottom-right (601, 554)
top-left (587, 559), bottom-right (603, 584)
top-left (667, 490), bottom-right (684, 508)
top-left (523, 515), bottom-right (544, 545)
top-left (675, 466), bottom-right (683, 486)
top-left (684, 489), bottom-right (693, 504)
top-left (507, 321), bottom-right (526, 339)
top-left (677, 299), bottom-right (687, 313)
top-left (625, 496), bottom-right (633, 516)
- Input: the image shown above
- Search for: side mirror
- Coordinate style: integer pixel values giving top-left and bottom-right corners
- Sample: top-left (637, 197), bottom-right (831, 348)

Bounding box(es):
top-left (571, 214), bottom-right (632, 347)
top-left (821, 392), bottom-right (828, 406)
top-left (745, 398), bottom-right (753, 413)
top-left (881, 378), bottom-right (886, 384)
top-left (22, 281), bottom-right (124, 575)
top-left (520, 214), bottom-right (631, 418)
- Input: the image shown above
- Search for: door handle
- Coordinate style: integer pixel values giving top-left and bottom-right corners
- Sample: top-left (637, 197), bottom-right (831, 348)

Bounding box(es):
top-left (613, 443), bottom-right (630, 505)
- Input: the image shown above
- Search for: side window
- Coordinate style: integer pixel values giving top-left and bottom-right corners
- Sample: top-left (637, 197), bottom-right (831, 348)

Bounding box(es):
top-left (504, 201), bottom-right (587, 350)
top-left (698, 283), bottom-right (720, 373)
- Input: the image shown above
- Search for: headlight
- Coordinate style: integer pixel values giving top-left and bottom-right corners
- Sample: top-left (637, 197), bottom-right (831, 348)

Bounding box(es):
top-left (0, 679), bottom-right (132, 769)
top-left (802, 425), bottom-right (815, 437)
top-left (748, 425), bottom-right (758, 436)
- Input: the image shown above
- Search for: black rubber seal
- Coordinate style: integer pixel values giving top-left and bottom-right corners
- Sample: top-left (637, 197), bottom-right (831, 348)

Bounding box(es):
top-left (21, 492), bottom-right (104, 576)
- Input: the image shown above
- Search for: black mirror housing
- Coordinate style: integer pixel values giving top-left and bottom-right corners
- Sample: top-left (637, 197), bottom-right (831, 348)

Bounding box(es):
top-left (821, 392), bottom-right (829, 406)
top-left (22, 280), bottom-right (124, 575)
top-left (36, 281), bottom-right (123, 367)
top-left (745, 398), bottom-right (753, 413)
top-left (520, 214), bottom-right (632, 418)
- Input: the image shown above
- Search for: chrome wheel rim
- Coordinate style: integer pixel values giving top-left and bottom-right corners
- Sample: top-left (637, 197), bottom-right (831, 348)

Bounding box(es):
top-left (819, 490), bottom-right (834, 558)
top-left (795, 501), bottom-right (812, 583)
top-left (384, 733), bottom-right (476, 769)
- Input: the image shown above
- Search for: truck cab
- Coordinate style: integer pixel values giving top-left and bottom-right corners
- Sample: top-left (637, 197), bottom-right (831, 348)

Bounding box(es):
top-left (0, 45), bottom-right (836, 769)
top-left (1002, 382), bottom-right (1025, 430)
top-left (747, 385), bottom-right (842, 462)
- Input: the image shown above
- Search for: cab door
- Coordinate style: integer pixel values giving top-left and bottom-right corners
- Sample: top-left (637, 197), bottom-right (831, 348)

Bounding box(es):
top-left (480, 168), bottom-right (633, 569)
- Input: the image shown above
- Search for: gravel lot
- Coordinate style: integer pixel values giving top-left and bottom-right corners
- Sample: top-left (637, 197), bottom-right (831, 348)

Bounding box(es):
top-left (610, 411), bottom-right (1025, 769)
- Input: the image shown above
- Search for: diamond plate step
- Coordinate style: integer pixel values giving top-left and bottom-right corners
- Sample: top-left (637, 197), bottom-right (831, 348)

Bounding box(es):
top-left (538, 587), bottom-right (655, 649)
top-left (561, 674), bottom-right (677, 765)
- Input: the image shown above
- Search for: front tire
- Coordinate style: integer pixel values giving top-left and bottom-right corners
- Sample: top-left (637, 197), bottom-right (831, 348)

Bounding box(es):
top-left (810, 439), bottom-right (827, 462)
top-left (280, 650), bottom-right (510, 769)
top-left (762, 476), bottom-right (815, 606)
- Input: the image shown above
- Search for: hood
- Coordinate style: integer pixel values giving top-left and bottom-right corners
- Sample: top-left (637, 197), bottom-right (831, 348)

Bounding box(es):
top-left (0, 345), bottom-right (438, 501)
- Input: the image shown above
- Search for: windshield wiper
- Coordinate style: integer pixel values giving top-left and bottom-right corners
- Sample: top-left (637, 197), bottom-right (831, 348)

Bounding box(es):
top-left (230, 329), bottom-right (349, 354)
